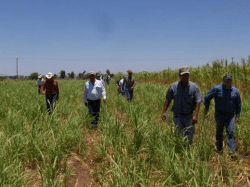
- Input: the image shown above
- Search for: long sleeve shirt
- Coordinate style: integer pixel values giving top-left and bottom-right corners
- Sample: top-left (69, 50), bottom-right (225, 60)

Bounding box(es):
top-left (40, 78), bottom-right (59, 96)
top-left (204, 84), bottom-right (241, 117)
top-left (84, 80), bottom-right (106, 103)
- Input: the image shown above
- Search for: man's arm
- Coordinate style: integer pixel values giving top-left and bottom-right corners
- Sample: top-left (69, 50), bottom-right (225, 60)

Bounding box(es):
top-left (40, 81), bottom-right (46, 95)
top-left (192, 103), bottom-right (201, 124)
top-left (131, 77), bottom-right (136, 89)
top-left (161, 99), bottom-right (171, 120)
top-left (101, 83), bottom-right (107, 103)
top-left (204, 87), bottom-right (217, 113)
top-left (235, 90), bottom-right (241, 122)
top-left (83, 83), bottom-right (88, 104)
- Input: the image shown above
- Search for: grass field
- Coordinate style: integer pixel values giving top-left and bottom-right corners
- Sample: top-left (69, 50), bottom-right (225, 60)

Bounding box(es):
top-left (1, 61), bottom-right (250, 186)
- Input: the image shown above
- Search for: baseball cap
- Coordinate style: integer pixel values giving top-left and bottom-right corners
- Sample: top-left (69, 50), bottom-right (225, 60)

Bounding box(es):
top-left (46, 72), bottom-right (53, 79)
top-left (127, 70), bottom-right (132, 74)
top-left (96, 72), bottom-right (101, 76)
top-left (179, 66), bottom-right (190, 75)
top-left (223, 73), bottom-right (232, 80)
top-left (89, 71), bottom-right (96, 76)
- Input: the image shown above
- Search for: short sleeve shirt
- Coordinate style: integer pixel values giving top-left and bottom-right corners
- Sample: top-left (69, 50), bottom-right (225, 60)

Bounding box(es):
top-left (166, 81), bottom-right (202, 114)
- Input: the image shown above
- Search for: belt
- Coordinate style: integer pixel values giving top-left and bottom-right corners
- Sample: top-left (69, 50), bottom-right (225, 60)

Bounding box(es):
top-left (176, 112), bottom-right (193, 116)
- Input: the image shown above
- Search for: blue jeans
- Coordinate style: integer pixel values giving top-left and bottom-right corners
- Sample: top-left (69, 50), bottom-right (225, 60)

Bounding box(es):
top-left (46, 95), bottom-right (57, 115)
top-left (215, 111), bottom-right (235, 153)
top-left (38, 85), bottom-right (41, 94)
top-left (87, 99), bottom-right (101, 127)
top-left (125, 90), bottom-right (134, 101)
top-left (173, 113), bottom-right (194, 144)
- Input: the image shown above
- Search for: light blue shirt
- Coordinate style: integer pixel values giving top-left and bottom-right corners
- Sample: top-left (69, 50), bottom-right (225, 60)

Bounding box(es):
top-left (84, 80), bottom-right (106, 103)
top-left (166, 81), bottom-right (202, 114)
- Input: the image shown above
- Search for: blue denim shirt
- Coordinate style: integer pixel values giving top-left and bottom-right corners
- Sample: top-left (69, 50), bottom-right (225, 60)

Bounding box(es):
top-left (204, 84), bottom-right (241, 117)
top-left (166, 81), bottom-right (202, 114)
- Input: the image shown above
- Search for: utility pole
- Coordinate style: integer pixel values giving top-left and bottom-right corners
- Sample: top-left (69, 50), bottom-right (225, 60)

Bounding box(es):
top-left (16, 58), bottom-right (18, 78)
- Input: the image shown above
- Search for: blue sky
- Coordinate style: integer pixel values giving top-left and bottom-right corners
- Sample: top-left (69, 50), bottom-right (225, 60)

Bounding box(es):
top-left (1, 0), bottom-right (250, 76)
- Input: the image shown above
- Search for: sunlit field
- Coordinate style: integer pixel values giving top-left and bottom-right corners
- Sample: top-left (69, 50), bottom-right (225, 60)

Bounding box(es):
top-left (1, 61), bottom-right (250, 186)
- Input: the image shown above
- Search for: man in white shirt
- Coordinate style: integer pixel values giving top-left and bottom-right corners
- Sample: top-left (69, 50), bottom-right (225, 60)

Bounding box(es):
top-left (84, 71), bottom-right (106, 128)
top-left (96, 72), bottom-right (105, 87)
top-left (119, 76), bottom-right (125, 95)
top-left (36, 75), bottom-right (44, 94)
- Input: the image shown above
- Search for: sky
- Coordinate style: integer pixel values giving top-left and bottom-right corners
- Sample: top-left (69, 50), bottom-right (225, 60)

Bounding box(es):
top-left (1, 0), bottom-right (250, 76)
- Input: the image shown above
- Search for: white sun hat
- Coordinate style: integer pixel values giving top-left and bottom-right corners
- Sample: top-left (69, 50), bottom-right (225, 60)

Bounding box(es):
top-left (38, 75), bottom-right (42, 78)
top-left (46, 72), bottom-right (53, 79)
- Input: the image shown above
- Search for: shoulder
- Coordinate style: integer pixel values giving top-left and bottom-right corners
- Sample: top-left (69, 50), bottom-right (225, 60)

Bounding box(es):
top-left (96, 80), bottom-right (102, 85)
top-left (170, 81), bottom-right (179, 88)
top-left (231, 86), bottom-right (240, 93)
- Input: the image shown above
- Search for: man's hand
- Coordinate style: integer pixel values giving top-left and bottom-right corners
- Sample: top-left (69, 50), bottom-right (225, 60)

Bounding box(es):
top-left (84, 102), bottom-right (88, 107)
top-left (41, 92), bottom-right (44, 95)
top-left (161, 113), bottom-right (166, 121)
top-left (192, 115), bottom-right (198, 125)
top-left (131, 86), bottom-right (134, 90)
top-left (236, 117), bottom-right (239, 123)
top-left (103, 99), bottom-right (106, 104)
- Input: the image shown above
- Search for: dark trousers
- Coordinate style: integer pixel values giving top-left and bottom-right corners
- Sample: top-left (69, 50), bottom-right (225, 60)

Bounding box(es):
top-left (215, 112), bottom-right (235, 153)
top-left (46, 95), bottom-right (57, 115)
top-left (38, 85), bottom-right (41, 94)
top-left (87, 99), bottom-right (101, 127)
top-left (125, 90), bottom-right (134, 101)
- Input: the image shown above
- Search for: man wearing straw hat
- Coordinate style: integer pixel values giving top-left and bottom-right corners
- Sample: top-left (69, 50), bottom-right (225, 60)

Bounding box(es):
top-left (36, 75), bottom-right (44, 94)
top-left (40, 72), bottom-right (59, 115)
top-left (161, 66), bottom-right (202, 146)
top-left (204, 73), bottom-right (241, 159)
top-left (122, 70), bottom-right (136, 101)
top-left (84, 71), bottom-right (106, 128)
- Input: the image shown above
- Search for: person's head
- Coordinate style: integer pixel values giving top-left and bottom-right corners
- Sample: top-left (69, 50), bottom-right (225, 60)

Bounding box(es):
top-left (46, 72), bottom-right (53, 81)
top-left (179, 66), bottom-right (190, 84)
top-left (120, 76), bottom-right (123, 80)
top-left (96, 72), bottom-right (101, 80)
top-left (223, 73), bottom-right (232, 88)
top-left (89, 71), bottom-right (96, 82)
top-left (38, 75), bottom-right (42, 79)
top-left (127, 70), bottom-right (132, 77)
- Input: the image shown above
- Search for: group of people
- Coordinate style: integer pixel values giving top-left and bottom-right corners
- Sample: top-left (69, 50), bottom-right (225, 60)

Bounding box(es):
top-left (161, 66), bottom-right (241, 159)
top-left (115, 70), bottom-right (136, 101)
top-left (38, 66), bottom-right (241, 159)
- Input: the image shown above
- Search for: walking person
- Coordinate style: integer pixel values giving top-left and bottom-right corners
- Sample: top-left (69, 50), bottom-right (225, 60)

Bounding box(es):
top-left (36, 75), bottom-right (44, 94)
top-left (204, 73), bottom-right (241, 159)
top-left (119, 76), bottom-right (125, 95)
top-left (84, 71), bottom-right (106, 128)
top-left (116, 76), bottom-right (123, 94)
top-left (96, 72), bottom-right (105, 87)
top-left (161, 66), bottom-right (202, 146)
top-left (40, 72), bottom-right (59, 115)
top-left (122, 70), bottom-right (136, 101)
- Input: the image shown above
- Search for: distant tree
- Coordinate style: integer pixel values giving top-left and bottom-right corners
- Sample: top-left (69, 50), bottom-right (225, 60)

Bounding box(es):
top-left (70, 71), bottom-right (75, 79)
top-left (29, 72), bottom-right (38, 80)
top-left (60, 70), bottom-right (66, 79)
top-left (106, 69), bottom-right (110, 75)
top-left (78, 73), bottom-right (82, 79)
top-left (54, 74), bottom-right (57, 78)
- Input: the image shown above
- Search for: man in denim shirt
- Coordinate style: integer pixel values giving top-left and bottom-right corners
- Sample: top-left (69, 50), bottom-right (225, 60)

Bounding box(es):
top-left (161, 66), bottom-right (202, 145)
top-left (204, 73), bottom-right (241, 159)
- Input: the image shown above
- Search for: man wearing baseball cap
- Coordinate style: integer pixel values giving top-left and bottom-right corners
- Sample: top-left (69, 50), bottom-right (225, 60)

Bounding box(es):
top-left (84, 71), bottom-right (106, 128)
top-left (204, 73), bottom-right (241, 159)
top-left (36, 75), bottom-right (44, 94)
top-left (122, 70), bottom-right (136, 101)
top-left (40, 72), bottom-right (59, 115)
top-left (161, 66), bottom-right (202, 146)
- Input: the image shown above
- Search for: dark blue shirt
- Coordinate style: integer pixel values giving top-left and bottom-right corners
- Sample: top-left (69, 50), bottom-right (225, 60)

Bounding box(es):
top-left (204, 84), bottom-right (241, 117)
top-left (166, 81), bottom-right (202, 114)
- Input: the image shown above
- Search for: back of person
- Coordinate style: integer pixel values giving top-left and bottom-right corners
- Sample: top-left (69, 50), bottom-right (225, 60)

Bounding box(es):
top-left (124, 76), bottom-right (136, 90)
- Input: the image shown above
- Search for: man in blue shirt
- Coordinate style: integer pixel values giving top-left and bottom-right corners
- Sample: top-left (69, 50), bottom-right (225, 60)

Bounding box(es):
top-left (204, 73), bottom-right (241, 159)
top-left (161, 66), bottom-right (202, 145)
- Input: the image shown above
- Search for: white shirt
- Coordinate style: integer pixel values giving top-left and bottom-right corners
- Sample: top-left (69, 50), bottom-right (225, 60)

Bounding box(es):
top-left (100, 77), bottom-right (105, 87)
top-left (37, 78), bottom-right (44, 86)
top-left (84, 80), bottom-right (106, 103)
top-left (119, 79), bottom-right (124, 92)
